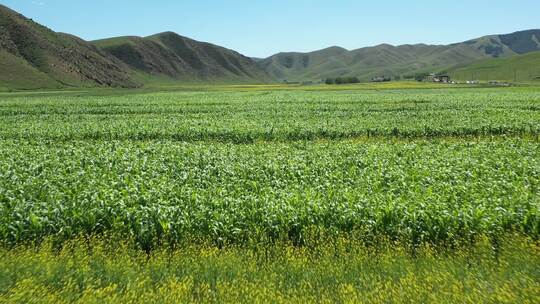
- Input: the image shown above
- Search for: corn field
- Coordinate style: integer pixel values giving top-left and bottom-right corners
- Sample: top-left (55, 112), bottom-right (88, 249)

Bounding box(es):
top-left (1, 87), bottom-right (540, 302)
top-left (0, 88), bottom-right (539, 249)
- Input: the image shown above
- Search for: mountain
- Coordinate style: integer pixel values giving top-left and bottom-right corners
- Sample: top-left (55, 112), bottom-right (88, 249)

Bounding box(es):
top-left (259, 30), bottom-right (540, 82)
top-left (447, 50), bottom-right (540, 82)
top-left (0, 4), bottom-right (139, 89)
top-left (0, 4), bottom-right (269, 90)
top-left (258, 46), bottom-right (350, 81)
top-left (92, 32), bottom-right (270, 83)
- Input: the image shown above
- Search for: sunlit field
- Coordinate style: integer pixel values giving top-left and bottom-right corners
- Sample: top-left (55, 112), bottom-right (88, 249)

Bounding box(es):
top-left (1, 85), bottom-right (539, 303)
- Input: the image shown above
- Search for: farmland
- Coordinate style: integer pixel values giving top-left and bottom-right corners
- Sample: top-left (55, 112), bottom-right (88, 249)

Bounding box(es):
top-left (0, 85), bottom-right (539, 302)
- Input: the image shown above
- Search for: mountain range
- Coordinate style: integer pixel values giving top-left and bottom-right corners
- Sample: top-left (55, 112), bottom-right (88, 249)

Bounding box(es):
top-left (260, 30), bottom-right (540, 82)
top-left (1, 4), bottom-right (539, 90)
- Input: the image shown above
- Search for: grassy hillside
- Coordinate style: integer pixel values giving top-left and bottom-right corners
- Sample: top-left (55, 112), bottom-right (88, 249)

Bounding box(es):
top-left (93, 32), bottom-right (271, 83)
top-left (0, 5), bottom-right (139, 89)
top-left (260, 30), bottom-right (540, 82)
top-left (448, 50), bottom-right (540, 82)
top-left (0, 5), bottom-right (270, 90)
top-left (0, 50), bottom-right (59, 91)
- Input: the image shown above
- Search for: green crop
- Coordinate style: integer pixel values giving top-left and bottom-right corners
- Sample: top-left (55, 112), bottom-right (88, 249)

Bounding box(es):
top-left (1, 86), bottom-right (539, 302)
top-left (0, 88), bottom-right (539, 143)
top-left (0, 87), bottom-right (539, 250)
top-left (0, 139), bottom-right (538, 250)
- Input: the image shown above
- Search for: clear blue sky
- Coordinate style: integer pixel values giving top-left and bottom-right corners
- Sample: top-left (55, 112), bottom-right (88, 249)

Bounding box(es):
top-left (3, 0), bottom-right (539, 58)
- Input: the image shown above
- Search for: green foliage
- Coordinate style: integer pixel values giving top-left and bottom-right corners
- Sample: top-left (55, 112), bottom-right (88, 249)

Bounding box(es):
top-left (0, 88), bottom-right (539, 142)
top-left (0, 138), bottom-right (538, 249)
top-left (0, 86), bottom-right (539, 302)
top-left (325, 77), bottom-right (359, 85)
top-left (0, 88), bottom-right (539, 250)
top-left (404, 72), bottom-right (430, 82)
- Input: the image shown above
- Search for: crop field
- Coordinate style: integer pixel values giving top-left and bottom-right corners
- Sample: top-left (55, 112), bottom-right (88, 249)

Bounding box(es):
top-left (0, 86), bottom-right (539, 303)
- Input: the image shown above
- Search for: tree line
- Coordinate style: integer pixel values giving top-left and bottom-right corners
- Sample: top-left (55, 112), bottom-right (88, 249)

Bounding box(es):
top-left (324, 77), bottom-right (360, 85)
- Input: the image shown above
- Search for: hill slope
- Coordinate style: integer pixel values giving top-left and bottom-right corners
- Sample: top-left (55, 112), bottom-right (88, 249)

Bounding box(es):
top-left (0, 4), bottom-right (270, 89)
top-left (0, 4), bottom-right (139, 89)
top-left (92, 32), bottom-right (270, 83)
top-left (448, 50), bottom-right (540, 82)
top-left (260, 30), bottom-right (540, 82)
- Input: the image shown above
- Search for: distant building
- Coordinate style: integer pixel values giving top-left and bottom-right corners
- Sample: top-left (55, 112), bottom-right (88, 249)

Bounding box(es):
top-left (371, 76), bottom-right (391, 82)
top-left (427, 74), bottom-right (451, 83)
top-left (487, 81), bottom-right (510, 86)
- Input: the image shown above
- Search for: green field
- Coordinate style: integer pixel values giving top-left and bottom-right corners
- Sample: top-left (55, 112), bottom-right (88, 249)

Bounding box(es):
top-left (0, 85), bottom-right (539, 303)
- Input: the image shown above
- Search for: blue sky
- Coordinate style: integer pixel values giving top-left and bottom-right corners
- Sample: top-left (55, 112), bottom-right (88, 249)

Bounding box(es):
top-left (3, 0), bottom-right (539, 57)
